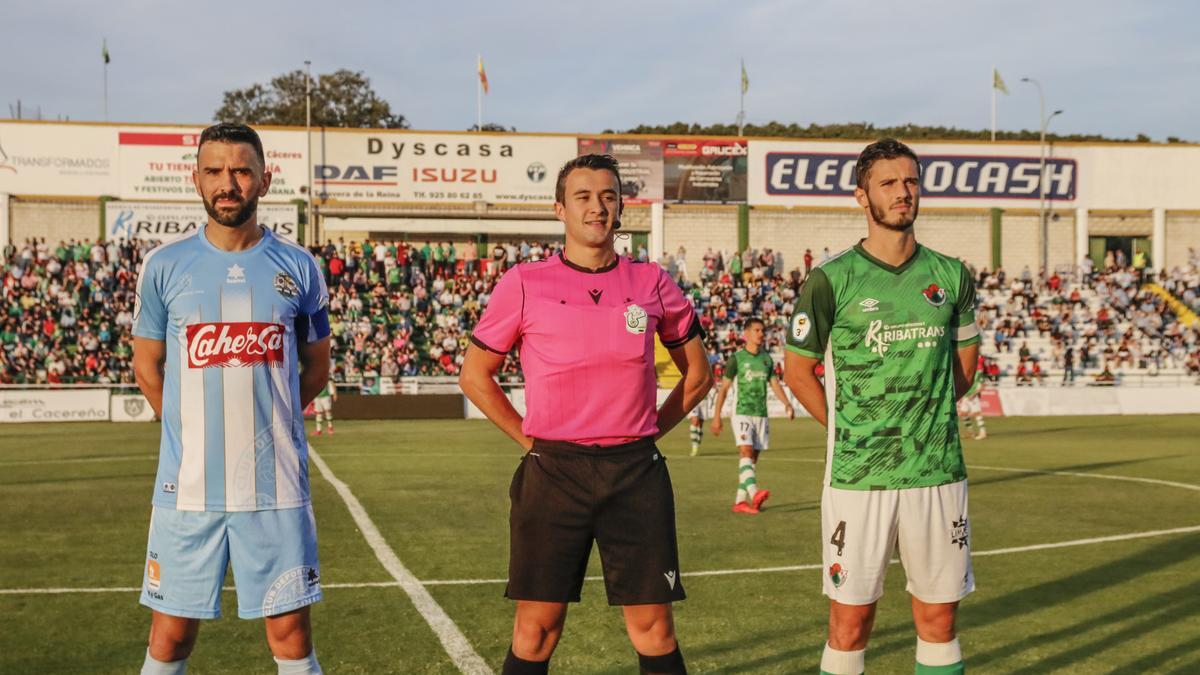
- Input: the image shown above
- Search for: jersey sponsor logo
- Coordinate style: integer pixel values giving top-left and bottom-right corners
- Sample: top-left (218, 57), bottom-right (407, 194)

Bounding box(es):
top-left (859, 298), bottom-right (880, 312)
top-left (922, 283), bottom-right (947, 307)
top-left (865, 319), bottom-right (946, 356)
top-left (951, 516), bottom-right (969, 549)
top-left (274, 271), bottom-right (300, 298)
top-left (225, 264), bottom-right (246, 284)
top-left (624, 304), bottom-right (648, 334)
top-left (828, 562), bottom-right (848, 588)
top-left (792, 312), bottom-right (811, 341)
top-left (186, 322), bottom-right (286, 368)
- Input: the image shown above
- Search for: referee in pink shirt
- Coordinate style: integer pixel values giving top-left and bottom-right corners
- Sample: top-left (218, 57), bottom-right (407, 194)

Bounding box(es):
top-left (460, 154), bottom-right (713, 675)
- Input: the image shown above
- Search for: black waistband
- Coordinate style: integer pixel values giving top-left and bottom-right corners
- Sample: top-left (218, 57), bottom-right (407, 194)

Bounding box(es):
top-left (531, 436), bottom-right (657, 455)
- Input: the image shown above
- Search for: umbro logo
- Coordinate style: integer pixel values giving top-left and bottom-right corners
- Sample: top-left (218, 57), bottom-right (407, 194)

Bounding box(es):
top-left (664, 570), bottom-right (677, 590)
top-left (588, 289), bottom-right (603, 304)
top-left (859, 298), bottom-right (879, 312)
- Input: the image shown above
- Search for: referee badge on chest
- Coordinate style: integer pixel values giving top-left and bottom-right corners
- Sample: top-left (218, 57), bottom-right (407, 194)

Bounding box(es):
top-left (624, 304), bottom-right (648, 334)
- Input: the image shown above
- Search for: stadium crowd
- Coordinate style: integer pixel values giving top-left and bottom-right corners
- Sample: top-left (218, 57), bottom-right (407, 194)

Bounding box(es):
top-left (3, 236), bottom-right (1199, 386)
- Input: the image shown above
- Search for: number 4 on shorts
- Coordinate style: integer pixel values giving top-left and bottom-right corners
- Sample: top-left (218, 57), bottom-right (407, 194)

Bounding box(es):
top-left (830, 520), bottom-right (846, 556)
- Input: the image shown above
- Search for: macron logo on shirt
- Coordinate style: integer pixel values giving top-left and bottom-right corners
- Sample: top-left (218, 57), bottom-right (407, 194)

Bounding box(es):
top-left (186, 322), bottom-right (285, 368)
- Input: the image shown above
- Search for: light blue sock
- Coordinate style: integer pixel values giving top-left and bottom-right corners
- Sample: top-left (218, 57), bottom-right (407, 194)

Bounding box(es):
top-left (141, 649), bottom-right (187, 675)
top-left (275, 649), bottom-right (323, 675)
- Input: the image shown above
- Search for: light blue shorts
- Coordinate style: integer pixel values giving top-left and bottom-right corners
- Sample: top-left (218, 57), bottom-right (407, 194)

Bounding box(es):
top-left (139, 505), bottom-right (322, 619)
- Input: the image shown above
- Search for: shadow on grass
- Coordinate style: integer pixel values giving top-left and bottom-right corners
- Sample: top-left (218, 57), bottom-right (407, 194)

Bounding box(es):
top-left (758, 501), bottom-right (819, 514)
top-left (677, 626), bottom-right (800, 671)
top-left (1, 473), bottom-right (156, 487)
top-left (863, 534), bottom-right (1200, 666)
top-left (967, 455), bottom-right (1184, 489)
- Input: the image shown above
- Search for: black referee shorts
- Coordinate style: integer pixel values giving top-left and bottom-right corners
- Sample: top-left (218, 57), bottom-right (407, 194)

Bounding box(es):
top-left (506, 437), bottom-right (686, 606)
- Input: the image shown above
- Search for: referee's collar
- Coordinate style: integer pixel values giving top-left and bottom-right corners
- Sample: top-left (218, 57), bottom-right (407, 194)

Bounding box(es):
top-left (558, 251), bottom-right (619, 274)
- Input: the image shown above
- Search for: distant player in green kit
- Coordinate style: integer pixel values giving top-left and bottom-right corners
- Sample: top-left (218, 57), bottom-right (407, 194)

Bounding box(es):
top-left (782, 139), bottom-right (980, 675)
top-left (711, 318), bottom-right (795, 514)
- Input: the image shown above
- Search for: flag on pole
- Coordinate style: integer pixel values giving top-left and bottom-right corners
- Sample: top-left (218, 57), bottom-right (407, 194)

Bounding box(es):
top-left (992, 67), bottom-right (1008, 95)
top-left (477, 56), bottom-right (489, 94)
top-left (102, 38), bottom-right (110, 64)
top-left (740, 59), bottom-right (749, 95)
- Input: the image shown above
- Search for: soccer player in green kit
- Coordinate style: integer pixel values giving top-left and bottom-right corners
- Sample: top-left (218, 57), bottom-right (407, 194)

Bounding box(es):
top-left (711, 318), bottom-right (794, 514)
top-left (782, 139), bottom-right (980, 675)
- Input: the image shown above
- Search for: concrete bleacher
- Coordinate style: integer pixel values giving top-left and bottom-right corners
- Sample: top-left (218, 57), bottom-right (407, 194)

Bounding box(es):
top-left (977, 279), bottom-right (1194, 386)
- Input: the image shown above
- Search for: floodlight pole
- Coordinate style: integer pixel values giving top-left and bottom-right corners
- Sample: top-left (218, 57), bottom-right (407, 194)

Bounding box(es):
top-left (305, 60), bottom-right (314, 245)
top-left (1021, 78), bottom-right (1062, 279)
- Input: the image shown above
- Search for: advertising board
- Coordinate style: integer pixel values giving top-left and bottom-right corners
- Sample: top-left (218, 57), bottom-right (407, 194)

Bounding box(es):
top-left (105, 201), bottom-right (299, 242)
top-left (312, 131), bottom-right (576, 205)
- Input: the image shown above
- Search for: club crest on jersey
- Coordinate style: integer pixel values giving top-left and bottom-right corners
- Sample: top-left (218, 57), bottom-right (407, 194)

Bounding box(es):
top-left (792, 312), bottom-right (811, 341)
top-left (624, 304), bottom-right (648, 334)
top-left (921, 283), bottom-right (947, 307)
top-left (274, 272), bottom-right (300, 298)
top-left (829, 563), bottom-right (848, 588)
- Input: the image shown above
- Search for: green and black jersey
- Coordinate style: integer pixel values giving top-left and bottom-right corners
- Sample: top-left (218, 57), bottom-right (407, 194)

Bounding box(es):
top-left (787, 241), bottom-right (980, 490)
top-left (723, 348), bottom-right (776, 417)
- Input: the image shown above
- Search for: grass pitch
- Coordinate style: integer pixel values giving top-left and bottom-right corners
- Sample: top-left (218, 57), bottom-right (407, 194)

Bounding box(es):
top-left (1, 415), bottom-right (1198, 673)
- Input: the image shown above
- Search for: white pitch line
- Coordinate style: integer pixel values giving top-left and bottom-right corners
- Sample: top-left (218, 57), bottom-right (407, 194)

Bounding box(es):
top-left (0, 454), bottom-right (156, 466)
top-left (307, 446), bottom-right (493, 675)
top-left (968, 464), bottom-right (1200, 492)
top-left (5, 523), bottom-right (1199, 596)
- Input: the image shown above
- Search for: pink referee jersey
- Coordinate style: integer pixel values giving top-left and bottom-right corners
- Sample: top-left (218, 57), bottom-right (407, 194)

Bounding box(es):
top-left (471, 252), bottom-right (702, 446)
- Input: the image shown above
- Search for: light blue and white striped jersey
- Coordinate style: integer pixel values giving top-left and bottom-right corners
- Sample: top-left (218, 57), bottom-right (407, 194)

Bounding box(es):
top-left (134, 225), bottom-right (330, 512)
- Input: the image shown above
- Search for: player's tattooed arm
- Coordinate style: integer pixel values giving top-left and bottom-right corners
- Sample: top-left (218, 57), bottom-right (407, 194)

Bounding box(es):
top-left (657, 336), bottom-right (714, 440)
top-left (783, 351), bottom-right (827, 427)
top-left (460, 343), bottom-right (533, 452)
top-left (953, 342), bottom-right (980, 401)
top-left (132, 337), bottom-right (166, 418)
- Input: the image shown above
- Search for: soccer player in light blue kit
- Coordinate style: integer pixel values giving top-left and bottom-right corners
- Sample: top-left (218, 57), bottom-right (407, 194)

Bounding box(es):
top-left (132, 124), bottom-right (331, 675)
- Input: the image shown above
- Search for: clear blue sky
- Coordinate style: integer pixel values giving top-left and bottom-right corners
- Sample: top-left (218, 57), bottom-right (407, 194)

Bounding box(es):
top-left (4, 0), bottom-right (1197, 140)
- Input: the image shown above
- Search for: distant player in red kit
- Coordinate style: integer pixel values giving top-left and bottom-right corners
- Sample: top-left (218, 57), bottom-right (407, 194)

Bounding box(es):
top-left (460, 154), bottom-right (713, 674)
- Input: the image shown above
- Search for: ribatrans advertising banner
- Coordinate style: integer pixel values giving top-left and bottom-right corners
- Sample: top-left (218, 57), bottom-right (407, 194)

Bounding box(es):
top-left (311, 130), bottom-right (577, 204)
top-left (0, 122), bottom-right (118, 196)
top-left (749, 140), bottom-right (1079, 207)
top-left (105, 201), bottom-right (299, 242)
top-left (576, 137), bottom-right (664, 204)
top-left (662, 139), bottom-right (748, 204)
top-left (117, 128), bottom-right (307, 202)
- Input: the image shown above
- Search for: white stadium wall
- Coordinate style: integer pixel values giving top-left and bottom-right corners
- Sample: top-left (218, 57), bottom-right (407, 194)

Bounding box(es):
top-left (3, 121), bottom-right (1200, 272)
top-left (663, 206), bottom-right (738, 259)
top-left (10, 198), bottom-right (100, 244)
top-left (1165, 213), bottom-right (1200, 270)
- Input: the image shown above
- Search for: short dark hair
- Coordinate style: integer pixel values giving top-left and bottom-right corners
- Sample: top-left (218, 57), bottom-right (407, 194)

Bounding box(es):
top-left (555, 154), bottom-right (621, 204)
top-left (743, 317), bottom-right (764, 331)
top-left (855, 138), bottom-right (920, 189)
top-left (198, 123), bottom-right (265, 165)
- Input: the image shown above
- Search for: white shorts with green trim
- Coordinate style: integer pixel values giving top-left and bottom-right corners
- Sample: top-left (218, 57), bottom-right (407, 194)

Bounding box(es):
top-left (731, 414), bottom-right (769, 450)
top-left (821, 479), bottom-right (974, 605)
